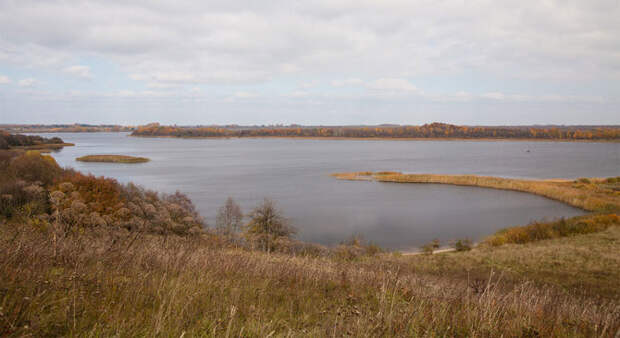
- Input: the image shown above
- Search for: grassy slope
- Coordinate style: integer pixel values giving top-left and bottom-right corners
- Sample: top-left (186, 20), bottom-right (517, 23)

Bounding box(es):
top-left (400, 226), bottom-right (620, 300)
top-left (1, 224), bottom-right (618, 337)
top-left (76, 154), bottom-right (150, 163)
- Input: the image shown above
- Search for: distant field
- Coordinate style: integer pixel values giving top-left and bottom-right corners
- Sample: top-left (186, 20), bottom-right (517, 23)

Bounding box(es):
top-left (76, 154), bottom-right (149, 163)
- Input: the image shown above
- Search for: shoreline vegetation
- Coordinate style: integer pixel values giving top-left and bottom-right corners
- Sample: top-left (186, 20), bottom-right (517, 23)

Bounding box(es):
top-left (131, 122), bottom-right (620, 141)
top-left (76, 154), bottom-right (150, 163)
top-left (1, 133), bottom-right (619, 335)
top-left (0, 130), bottom-right (73, 153)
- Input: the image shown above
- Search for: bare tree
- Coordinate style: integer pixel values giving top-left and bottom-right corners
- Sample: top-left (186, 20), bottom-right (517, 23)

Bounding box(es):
top-left (245, 198), bottom-right (296, 252)
top-left (215, 197), bottom-right (243, 236)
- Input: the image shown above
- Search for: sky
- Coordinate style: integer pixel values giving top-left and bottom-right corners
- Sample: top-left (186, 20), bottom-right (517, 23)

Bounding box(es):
top-left (0, 0), bottom-right (619, 126)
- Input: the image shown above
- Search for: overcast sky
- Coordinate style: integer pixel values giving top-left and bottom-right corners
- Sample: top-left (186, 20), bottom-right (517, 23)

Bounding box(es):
top-left (0, 0), bottom-right (619, 125)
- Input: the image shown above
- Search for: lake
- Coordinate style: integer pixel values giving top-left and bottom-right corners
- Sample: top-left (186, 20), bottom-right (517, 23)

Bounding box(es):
top-left (40, 132), bottom-right (619, 250)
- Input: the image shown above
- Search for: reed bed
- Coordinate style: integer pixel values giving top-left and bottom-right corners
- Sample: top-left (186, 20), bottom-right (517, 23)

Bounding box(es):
top-left (76, 154), bottom-right (150, 163)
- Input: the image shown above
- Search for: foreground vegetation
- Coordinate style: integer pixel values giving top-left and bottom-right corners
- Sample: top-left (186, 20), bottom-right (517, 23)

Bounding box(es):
top-left (1, 143), bottom-right (618, 335)
top-left (132, 122), bottom-right (620, 141)
top-left (76, 154), bottom-right (150, 163)
top-left (1, 215), bottom-right (618, 336)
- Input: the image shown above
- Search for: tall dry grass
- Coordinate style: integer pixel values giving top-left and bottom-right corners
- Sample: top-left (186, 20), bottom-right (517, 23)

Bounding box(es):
top-left (1, 224), bottom-right (618, 337)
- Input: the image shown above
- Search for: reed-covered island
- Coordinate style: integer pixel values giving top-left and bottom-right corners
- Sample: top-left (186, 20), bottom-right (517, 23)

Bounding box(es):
top-left (76, 154), bottom-right (150, 163)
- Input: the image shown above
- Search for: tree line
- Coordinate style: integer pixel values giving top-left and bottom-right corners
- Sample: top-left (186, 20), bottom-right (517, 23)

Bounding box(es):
top-left (132, 122), bottom-right (620, 140)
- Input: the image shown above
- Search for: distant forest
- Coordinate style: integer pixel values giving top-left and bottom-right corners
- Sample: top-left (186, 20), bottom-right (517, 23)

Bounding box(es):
top-left (132, 123), bottom-right (620, 141)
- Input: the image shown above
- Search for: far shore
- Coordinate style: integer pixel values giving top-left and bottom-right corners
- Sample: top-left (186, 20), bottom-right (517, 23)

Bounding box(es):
top-left (129, 134), bottom-right (620, 143)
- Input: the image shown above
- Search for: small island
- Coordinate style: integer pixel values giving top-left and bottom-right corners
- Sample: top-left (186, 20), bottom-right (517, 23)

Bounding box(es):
top-left (76, 154), bottom-right (150, 163)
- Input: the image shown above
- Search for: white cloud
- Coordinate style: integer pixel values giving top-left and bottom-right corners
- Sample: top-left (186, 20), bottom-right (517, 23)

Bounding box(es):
top-left (0, 1), bottom-right (618, 124)
top-left (0, 75), bottom-right (10, 84)
top-left (299, 80), bottom-right (319, 89)
top-left (331, 78), bottom-right (418, 93)
top-left (63, 65), bottom-right (92, 79)
top-left (18, 78), bottom-right (38, 87)
top-left (367, 78), bottom-right (417, 92)
top-left (481, 92), bottom-right (507, 100)
top-left (2, 0), bottom-right (617, 87)
top-left (233, 91), bottom-right (258, 98)
top-left (146, 82), bottom-right (178, 89)
top-left (288, 90), bottom-right (309, 98)
top-left (331, 78), bottom-right (364, 87)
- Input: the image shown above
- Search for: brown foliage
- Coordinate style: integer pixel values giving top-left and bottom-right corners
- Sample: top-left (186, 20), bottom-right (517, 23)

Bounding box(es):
top-left (0, 152), bottom-right (205, 235)
top-left (8, 151), bottom-right (61, 186)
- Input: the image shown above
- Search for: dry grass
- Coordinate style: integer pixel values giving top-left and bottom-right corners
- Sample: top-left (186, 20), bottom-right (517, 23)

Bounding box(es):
top-left (399, 225), bottom-right (620, 301)
top-left (1, 224), bottom-right (618, 337)
top-left (332, 172), bottom-right (620, 212)
top-left (485, 214), bottom-right (619, 246)
top-left (76, 154), bottom-right (150, 163)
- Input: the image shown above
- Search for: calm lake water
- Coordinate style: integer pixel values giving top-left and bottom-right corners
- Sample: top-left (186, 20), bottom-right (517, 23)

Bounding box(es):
top-left (39, 132), bottom-right (619, 250)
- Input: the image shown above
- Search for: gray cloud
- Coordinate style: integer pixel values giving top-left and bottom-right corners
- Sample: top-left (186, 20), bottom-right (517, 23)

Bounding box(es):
top-left (3, 1), bottom-right (619, 83)
top-left (0, 0), bottom-right (619, 124)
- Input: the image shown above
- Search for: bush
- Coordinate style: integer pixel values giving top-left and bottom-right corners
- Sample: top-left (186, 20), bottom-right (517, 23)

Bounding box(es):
top-left (9, 151), bottom-right (61, 186)
top-left (453, 239), bottom-right (472, 251)
top-left (0, 181), bottom-right (49, 219)
top-left (421, 239), bottom-right (440, 255)
top-left (335, 234), bottom-right (383, 260)
top-left (215, 197), bottom-right (243, 236)
top-left (244, 198), bottom-right (296, 252)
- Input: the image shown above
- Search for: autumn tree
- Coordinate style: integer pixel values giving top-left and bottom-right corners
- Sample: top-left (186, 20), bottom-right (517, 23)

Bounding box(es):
top-left (244, 198), bottom-right (296, 252)
top-left (216, 197), bottom-right (243, 236)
